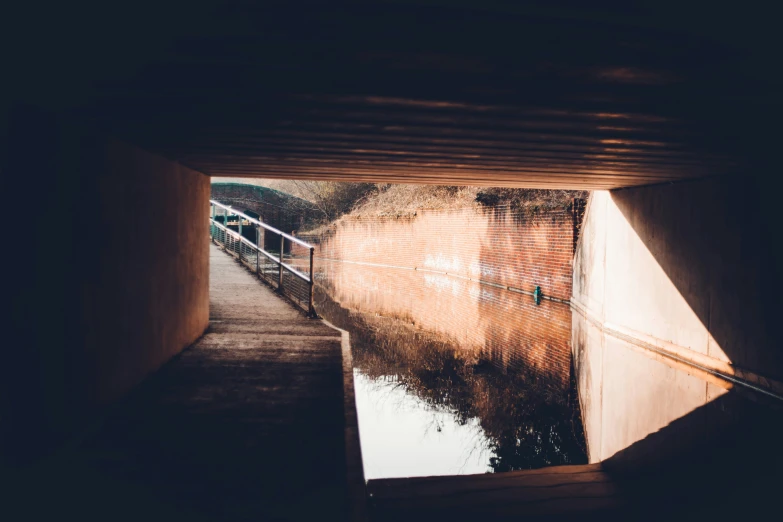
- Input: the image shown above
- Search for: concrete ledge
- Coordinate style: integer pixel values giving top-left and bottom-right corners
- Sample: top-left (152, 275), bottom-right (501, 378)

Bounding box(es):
top-left (366, 463), bottom-right (626, 520)
top-left (321, 318), bottom-right (369, 522)
top-left (571, 298), bottom-right (783, 403)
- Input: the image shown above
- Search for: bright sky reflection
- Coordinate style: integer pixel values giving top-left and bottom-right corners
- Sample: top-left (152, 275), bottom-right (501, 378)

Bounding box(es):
top-left (353, 370), bottom-right (494, 480)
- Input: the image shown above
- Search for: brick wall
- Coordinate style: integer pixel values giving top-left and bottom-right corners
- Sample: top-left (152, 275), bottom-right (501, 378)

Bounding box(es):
top-left (298, 205), bottom-right (577, 301)
top-left (294, 205), bottom-right (579, 391)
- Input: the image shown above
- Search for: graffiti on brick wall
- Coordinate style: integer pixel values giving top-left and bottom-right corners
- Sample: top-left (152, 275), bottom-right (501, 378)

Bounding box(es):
top-left (297, 205), bottom-right (577, 301)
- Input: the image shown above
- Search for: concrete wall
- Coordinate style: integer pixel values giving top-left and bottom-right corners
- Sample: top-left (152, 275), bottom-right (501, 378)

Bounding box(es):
top-left (572, 180), bottom-right (782, 466)
top-left (84, 140), bottom-right (210, 403)
top-left (2, 107), bottom-right (210, 465)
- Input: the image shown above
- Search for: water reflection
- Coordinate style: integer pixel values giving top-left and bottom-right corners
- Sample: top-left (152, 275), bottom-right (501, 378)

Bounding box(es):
top-left (311, 260), bottom-right (587, 479)
top-left (353, 372), bottom-right (493, 478)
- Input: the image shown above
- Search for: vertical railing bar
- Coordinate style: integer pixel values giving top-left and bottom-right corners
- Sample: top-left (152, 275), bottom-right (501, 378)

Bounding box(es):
top-left (238, 214), bottom-right (243, 262)
top-left (278, 233), bottom-right (284, 291)
top-left (309, 246), bottom-right (315, 317)
top-left (256, 225), bottom-right (260, 275)
top-left (211, 204), bottom-right (216, 240)
top-left (223, 207), bottom-right (228, 248)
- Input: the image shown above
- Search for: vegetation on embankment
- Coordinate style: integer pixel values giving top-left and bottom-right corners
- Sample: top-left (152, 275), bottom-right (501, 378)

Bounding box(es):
top-left (213, 177), bottom-right (587, 230)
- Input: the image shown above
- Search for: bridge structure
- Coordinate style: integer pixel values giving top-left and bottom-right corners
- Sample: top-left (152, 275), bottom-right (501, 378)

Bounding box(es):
top-left (4, 1), bottom-right (783, 520)
top-left (210, 182), bottom-right (317, 234)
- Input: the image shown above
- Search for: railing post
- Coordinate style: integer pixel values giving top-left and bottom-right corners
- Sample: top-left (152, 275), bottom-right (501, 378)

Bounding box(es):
top-left (238, 216), bottom-right (243, 261)
top-left (278, 233), bottom-right (284, 290)
top-left (256, 225), bottom-right (260, 274)
top-left (223, 207), bottom-right (228, 247)
top-left (210, 204), bottom-right (216, 240)
top-left (309, 246), bottom-right (315, 317)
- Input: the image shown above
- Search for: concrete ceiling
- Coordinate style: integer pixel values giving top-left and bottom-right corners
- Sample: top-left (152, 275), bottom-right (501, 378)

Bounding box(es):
top-left (8, 1), bottom-right (781, 188)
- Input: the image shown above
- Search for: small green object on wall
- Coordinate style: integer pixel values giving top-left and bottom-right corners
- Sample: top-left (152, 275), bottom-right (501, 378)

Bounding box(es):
top-left (534, 285), bottom-right (542, 305)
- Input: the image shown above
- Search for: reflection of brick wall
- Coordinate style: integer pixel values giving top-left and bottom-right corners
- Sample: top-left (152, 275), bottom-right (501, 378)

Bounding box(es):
top-left (315, 260), bottom-right (572, 391)
top-left (298, 205), bottom-right (576, 301)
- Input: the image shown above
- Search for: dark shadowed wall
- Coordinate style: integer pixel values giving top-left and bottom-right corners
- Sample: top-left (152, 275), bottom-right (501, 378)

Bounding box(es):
top-left (2, 107), bottom-right (210, 465)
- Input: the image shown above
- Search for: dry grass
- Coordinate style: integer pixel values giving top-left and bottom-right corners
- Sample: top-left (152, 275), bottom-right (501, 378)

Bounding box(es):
top-left (474, 187), bottom-right (589, 211)
top-left (352, 184), bottom-right (587, 218)
top-left (214, 177), bottom-right (588, 232)
top-left (352, 184), bottom-right (480, 217)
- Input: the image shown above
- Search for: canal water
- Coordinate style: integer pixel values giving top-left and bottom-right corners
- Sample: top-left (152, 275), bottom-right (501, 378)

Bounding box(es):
top-left (310, 258), bottom-right (587, 480)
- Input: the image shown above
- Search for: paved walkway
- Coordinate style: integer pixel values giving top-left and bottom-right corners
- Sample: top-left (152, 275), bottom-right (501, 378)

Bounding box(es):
top-left (14, 244), bottom-right (347, 521)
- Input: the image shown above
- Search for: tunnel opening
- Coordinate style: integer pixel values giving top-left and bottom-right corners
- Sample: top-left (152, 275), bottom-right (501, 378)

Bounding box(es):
top-left (207, 178), bottom-right (783, 520)
top-left (211, 180), bottom-right (593, 479)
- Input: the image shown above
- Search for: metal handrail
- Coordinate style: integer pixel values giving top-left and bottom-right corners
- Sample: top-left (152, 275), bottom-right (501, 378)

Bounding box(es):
top-left (210, 199), bottom-right (313, 249)
top-left (210, 201), bottom-right (316, 316)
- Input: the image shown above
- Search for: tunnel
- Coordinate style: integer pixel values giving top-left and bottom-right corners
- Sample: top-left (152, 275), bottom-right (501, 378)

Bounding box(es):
top-left (3, 1), bottom-right (782, 520)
